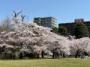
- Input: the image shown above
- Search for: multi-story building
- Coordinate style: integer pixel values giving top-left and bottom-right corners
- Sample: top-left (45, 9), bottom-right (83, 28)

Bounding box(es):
top-left (34, 17), bottom-right (57, 28)
top-left (59, 19), bottom-right (90, 35)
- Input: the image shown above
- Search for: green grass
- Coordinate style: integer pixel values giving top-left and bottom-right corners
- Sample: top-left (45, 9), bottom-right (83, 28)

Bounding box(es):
top-left (0, 58), bottom-right (90, 67)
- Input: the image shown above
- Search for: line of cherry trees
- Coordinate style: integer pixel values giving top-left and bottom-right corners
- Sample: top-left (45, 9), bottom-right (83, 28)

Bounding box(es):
top-left (0, 11), bottom-right (90, 59)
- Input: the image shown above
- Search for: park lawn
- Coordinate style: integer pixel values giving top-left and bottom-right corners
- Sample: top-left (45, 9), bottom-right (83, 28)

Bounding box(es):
top-left (0, 58), bottom-right (90, 67)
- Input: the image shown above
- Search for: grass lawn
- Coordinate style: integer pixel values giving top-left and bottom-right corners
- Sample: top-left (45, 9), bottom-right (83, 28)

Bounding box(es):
top-left (0, 58), bottom-right (90, 67)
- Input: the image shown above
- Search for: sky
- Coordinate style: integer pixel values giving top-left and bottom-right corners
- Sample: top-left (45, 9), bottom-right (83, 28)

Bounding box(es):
top-left (0, 0), bottom-right (90, 23)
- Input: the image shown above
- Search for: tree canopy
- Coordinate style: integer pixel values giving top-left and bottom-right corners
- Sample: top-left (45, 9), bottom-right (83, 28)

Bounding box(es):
top-left (58, 26), bottom-right (68, 36)
top-left (74, 22), bottom-right (89, 38)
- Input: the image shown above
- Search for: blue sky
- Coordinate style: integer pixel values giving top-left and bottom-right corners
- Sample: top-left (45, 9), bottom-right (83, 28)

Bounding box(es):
top-left (0, 0), bottom-right (90, 23)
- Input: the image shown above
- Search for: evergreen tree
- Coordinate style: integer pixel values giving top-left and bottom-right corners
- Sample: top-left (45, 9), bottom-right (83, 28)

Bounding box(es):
top-left (74, 22), bottom-right (89, 38)
top-left (58, 26), bottom-right (68, 36)
top-left (51, 27), bottom-right (58, 33)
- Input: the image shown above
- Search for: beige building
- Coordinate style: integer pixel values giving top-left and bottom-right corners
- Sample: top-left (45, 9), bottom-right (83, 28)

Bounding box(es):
top-left (34, 17), bottom-right (57, 28)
